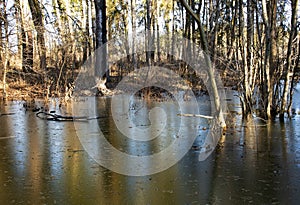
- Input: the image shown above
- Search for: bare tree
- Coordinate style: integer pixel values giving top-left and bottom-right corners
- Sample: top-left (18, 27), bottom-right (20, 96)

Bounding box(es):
top-left (179, 0), bottom-right (226, 128)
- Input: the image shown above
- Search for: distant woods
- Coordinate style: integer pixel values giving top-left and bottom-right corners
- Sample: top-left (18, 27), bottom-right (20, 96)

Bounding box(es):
top-left (0, 0), bottom-right (299, 120)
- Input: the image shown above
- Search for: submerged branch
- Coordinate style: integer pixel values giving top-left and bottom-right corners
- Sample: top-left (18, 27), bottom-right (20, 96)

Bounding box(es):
top-left (177, 113), bottom-right (214, 119)
top-left (36, 111), bottom-right (106, 121)
top-left (0, 113), bottom-right (15, 117)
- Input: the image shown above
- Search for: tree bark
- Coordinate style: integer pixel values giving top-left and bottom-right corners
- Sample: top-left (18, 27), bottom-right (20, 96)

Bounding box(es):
top-left (146, 0), bottom-right (152, 66)
top-left (130, 0), bottom-right (136, 67)
top-left (94, 0), bottom-right (108, 80)
top-left (171, 0), bottom-right (175, 61)
top-left (261, 0), bottom-right (273, 119)
top-left (83, 0), bottom-right (91, 62)
top-left (156, 0), bottom-right (160, 62)
top-left (28, 0), bottom-right (46, 71)
top-left (15, 0), bottom-right (32, 72)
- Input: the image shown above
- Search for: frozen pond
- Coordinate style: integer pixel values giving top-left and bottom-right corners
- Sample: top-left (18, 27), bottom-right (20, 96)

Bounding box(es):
top-left (0, 92), bottom-right (300, 204)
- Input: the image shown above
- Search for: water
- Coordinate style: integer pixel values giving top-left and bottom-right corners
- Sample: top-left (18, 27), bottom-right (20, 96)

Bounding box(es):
top-left (0, 94), bottom-right (300, 204)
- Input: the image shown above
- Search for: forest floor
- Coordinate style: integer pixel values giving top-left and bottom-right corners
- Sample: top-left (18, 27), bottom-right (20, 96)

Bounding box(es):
top-left (0, 63), bottom-right (287, 101)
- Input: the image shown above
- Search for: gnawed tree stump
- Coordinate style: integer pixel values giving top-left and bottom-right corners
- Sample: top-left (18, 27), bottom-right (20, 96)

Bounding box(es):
top-left (93, 78), bottom-right (112, 96)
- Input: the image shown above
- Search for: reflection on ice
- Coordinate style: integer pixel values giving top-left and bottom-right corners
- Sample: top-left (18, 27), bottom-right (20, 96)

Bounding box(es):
top-left (0, 97), bottom-right (300, 204)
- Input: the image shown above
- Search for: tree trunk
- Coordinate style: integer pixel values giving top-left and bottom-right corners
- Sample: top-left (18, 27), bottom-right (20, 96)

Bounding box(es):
top-left (1, 0), bottom-right (9, 99)
top-left (15, 0), bottom-right (33, 73)
top-left (179, 0), bottom-right (226, 129)
top-left (83, 0), bottom-right (91, 62)
top-left (120, 1), bottom-right (130, 62)
top-left (211, 0), bottom-right (220, 64)
top-left (94, 0), bottom-right (108, 80)
top-left (171, 0), bottom-right (175, 61)
top-left (280, 0), bottom-right (298, 120)
top-left (130, 0), bottom-right (136, 67)
top-left (28, 0), bottom-right (46, 71)
top-left (239, 0), bottom-right (252, 118)
top-left (261, 0), bottom-right (274, 119)
top-left (287, 34), bottom-right (300, 114)
top-left (146, 0), bottom-right (152, 66)
top-left (156, 0), bottom-right (160, 62)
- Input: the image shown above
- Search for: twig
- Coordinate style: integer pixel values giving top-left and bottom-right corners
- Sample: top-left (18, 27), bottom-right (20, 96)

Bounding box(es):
top-left (0, 113), bottom-right (15, 117)
top-left (177, 113), bottom-right (214, 119)
top-left (251, 115), bottom-right (269, 123)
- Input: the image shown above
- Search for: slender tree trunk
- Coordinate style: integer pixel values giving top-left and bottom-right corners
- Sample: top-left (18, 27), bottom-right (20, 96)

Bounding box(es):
top-left (83, 0), bottom-right (91, 62)
top-left (120, 1), bottom-right (130, 62)
top-left (287, 35), bottom-right (300, 114)
top-left (179, 0), bottom-right (226, 128)
top-left (28, 0), bottom-right (46, 71)
top-left (130, 0), bottom-right (136, 67)
top-left (269, 0), bottom-right (277, 117)
top-left (0, 2), bottom-right (2, 67)
top-left (15, 0), bottom-right (32, 73)
top-left (146, 0), bottom-right (152, 66)
top-left (151, 1), bottom-right (155, 62)
top-left (183, 0), bottom-right (191, 60)
top-left (211, 0), bottom-right (220, 64)
top-left (94, 0), bottom-right (108, 80)
top-left (171, 0), bottom-right (175, 61)
top-left (261, 0), bottom-right (273, 119)
top-left (2, 42), bottom-right (8, 100)
top-left (247, 0), bottom-right (255, 92)
top-left (15, 0), bottom-right (22, 70)
top-left (156, 0), bottom-right (160, 62)
top-left (238, 0), bottom-right (252, 118)
top-left (280, 0), bottom-right (298, 120)
top-left (227, 0), bottom-right (237, 60)
top-left (24, 31), bottom-right (34, 73)
top-left (1, 0), bottom-right (9, 99)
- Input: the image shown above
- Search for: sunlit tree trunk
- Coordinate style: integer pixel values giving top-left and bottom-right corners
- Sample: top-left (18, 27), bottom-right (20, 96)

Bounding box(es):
top-left (28, 0), bottom-right (46, 71)
top-left (83, 0), bottom-right (91, 62)
top-left (227, 0), bottom-right (237, 60)
top-left (261, 0), bottom-right (277, 119)
top-left (0, 2), bottom-right (2, 68)
top-left (269, 0), bottom-right (278, 118)
top-left (165, 0), bottom-right (173, 61)
top-left (121, 0), bottom-right (130, 62)
top-left (238, 0), bottom-right (256, 119)
top-left (171, 0), bottom-right (175, 61)
top-left (246, 0), bottom-right (255, 91)
top-left (287, 35), bottom-right (300, 114)
top-left (15, 0), bottom-right (22, 69)
top-left (1, 0), bottom-right (9, 99)
top-left (183, 0), bottom-right (191, 61)
top-left (211, 0), bottom-right (220, 64)
top-left (280, 0), bottom-right (298, 120)
top-left (15, 0), bottom-right (33, 73)
top-left (156, 0), bottom-right (160, 62)
top-left (146, 0), bottom-right (152, 66)
top-left (238, 0), bottom-right (251, 118)
top-left (24, 31), bottom-right (34, 73)
top-left (130, 0), bottom-right (136, 67)
top-left (179, 0), bottom-right (226, 128)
